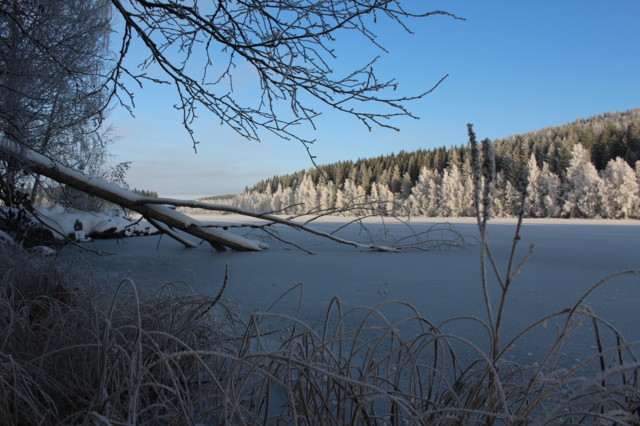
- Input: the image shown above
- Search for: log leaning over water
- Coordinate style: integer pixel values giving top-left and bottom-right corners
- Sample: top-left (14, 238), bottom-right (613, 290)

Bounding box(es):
top-left (1, 138), bottom-right (396, 252)
top-left (0, 138), bottom-right (262, 251)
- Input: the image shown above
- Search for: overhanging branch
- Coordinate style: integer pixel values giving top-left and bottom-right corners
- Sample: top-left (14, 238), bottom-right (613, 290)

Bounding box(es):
top-left (0, 137), bottom-right (396, 252)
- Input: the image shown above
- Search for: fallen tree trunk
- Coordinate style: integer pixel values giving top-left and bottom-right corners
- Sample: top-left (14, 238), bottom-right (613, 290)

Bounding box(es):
top-left (0, 138), bottom-right (263, 251)
top-left (134, 197), bottom-right (398, 252)
top-left (1, 138), bottom-right (396, 252)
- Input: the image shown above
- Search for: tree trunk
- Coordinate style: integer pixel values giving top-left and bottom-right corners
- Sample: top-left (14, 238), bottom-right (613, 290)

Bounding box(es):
top-left (1, 138), bottom-right (398, 252)
top-left (0, 138), bottom-right (264, 251)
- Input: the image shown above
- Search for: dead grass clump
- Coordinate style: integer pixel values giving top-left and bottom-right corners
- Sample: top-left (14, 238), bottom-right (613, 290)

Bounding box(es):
top-left (0, 247), bottom-right (239, 424)
top-left (199, 283), bottom-right (640, 424)
top-left (2, 124), bottom-right (640, 424)
top-left (1, 245), bottom-right (639, 424)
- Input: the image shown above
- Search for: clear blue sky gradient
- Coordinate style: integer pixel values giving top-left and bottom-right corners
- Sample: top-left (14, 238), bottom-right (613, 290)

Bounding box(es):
top-left (107, 1), bottom-right (640, 199)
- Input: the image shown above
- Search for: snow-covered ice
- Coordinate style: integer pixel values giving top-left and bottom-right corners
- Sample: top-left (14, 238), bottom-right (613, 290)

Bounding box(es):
top-left (60, 215), bottom-right (640, 366)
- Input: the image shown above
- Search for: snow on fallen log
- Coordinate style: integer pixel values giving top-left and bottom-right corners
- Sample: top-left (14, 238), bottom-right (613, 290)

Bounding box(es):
top-left (0, 138), bottom-right (265, 251)
top-left (32, 206), bottom-right (155, 239)
top-left (136, 197), bottom-right (398, 252)
top-left (1, 138), bottom-right (396, 252)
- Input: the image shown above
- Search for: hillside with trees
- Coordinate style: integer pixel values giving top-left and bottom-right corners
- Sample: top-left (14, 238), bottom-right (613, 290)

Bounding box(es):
top-left (203, 109), bottom-right (640, 218)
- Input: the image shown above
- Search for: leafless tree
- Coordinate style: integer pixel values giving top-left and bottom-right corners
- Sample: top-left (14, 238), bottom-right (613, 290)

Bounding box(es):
top-left (0, 0), bottom-right (114, 205)
top-left (1, 0), bottom-right (462, 250)
top-left (109, 0), bottom-right (461, 151)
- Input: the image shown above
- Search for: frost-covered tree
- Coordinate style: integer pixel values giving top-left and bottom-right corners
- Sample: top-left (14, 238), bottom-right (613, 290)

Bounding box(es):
top-left (538, 162), bottom-right (562, 217)
top-left (370, 180), bottom-right (397, 216)
top-left (525, 156), bottom-right (544, 217)
top-left (0, 0), bottom-right (113, 206)
top-left (273, 183), bottom-right (296, 213)
top-left (255, 183), bottom-right (275, 212)
top-left (600, 157), bottom-right (639, 218)
top-left (562, 144), bottom-right (605, 218)
top-left (493, 172), bottom-right (520, 217)
top-left (295, 174), bottom-right (318, 212)
top-left (318, 181), bottom-right (337, 212)
top-left (440, 164), bottom-right (473, 217)
top-left (336, 176), bottom-right (366, 214)
top-left (408, 167), bottom-right (441, 216)
top-left (525, 155), bottom-right (561, 217)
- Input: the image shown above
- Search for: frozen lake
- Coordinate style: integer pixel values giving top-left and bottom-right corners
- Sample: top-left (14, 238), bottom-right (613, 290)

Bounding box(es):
top-left (63, 215), bottom-right (640, 367)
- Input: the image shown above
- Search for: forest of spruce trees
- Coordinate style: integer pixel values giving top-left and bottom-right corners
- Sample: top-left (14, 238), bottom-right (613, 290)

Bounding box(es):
top-left (201, 109), bottom-right (640, 219)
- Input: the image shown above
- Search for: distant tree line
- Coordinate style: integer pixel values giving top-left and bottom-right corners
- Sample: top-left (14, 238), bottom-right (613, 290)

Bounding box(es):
top-left (204, 109), bottom-right (640, 218)
top-left (132, 188), bottom-right (158, 198)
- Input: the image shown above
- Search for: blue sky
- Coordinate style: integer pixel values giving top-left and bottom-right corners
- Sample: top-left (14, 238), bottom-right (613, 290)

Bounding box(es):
top-left (107, 1), bottom-right (640, 199)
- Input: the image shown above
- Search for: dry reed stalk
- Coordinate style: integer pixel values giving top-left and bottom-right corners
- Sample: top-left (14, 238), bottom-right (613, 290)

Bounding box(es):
top-left (1, 151), bottom-right (640, 425)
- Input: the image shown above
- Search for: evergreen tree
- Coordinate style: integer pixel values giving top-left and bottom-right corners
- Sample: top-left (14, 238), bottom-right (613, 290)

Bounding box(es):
top-left (440, 164), bottom-right (472, 217)
top-left (270, 183), bottom-right (283, 212)
top-left (562, 144), bottom-right (605, 218)
top-left (446, 146), bottom-right (462, 169)
top-left (390, 165), bottom-right (402, 193)
top-left (377, 168), bottom-right (391, 188)
top-left (545, 139), bottom-right (572, 176)
top-left (400, 172), bottom-right (413, 199)
top-left (493, 172), bottom-right (520, 217)
top-left (360, 164), bottom-right (373, 195)
top-left (600, 157), bottom-right (639, 218)
top-left (525, 155), bottom-right (561, 217)
top-left (408, 167), bottom-right (440, 216)
top-left (433, 147), bottom-right (447, 172)
top-left (625, 123), bottom-right (640, 164)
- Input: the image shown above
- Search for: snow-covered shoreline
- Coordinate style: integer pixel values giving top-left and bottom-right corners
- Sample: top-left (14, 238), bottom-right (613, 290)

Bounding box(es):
top-left (186, 213), bottom-right (640, 226)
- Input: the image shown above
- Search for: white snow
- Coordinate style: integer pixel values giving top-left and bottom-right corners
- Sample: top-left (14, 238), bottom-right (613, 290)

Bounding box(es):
top-left (31, 205), bottom-right (157, 238)
top-left (58, 215), bottom-right (640, 367)
top-left (30, 245), bottom-right (57, 256)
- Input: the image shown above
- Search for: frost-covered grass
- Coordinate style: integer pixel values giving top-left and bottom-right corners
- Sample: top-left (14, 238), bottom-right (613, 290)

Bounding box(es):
top-left (0, 247), bottom-right (239, 424)
top-left (2, 235), bottom-right (639, 424)
top-left (3, 127), bottom-right (639, 423)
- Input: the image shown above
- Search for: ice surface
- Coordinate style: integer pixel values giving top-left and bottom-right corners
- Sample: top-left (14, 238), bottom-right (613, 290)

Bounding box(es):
top-left (58, 215), bottom-right (640, 367)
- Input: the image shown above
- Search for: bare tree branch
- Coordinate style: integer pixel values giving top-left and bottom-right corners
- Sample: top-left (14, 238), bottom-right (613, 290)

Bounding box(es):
top-left (108, 0), bottom-right (463, 150)
top-left (135, 196), bottom-right (397, 252)
top-left (1, 137), bottom-right (399, 252)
